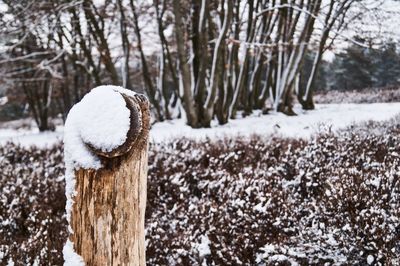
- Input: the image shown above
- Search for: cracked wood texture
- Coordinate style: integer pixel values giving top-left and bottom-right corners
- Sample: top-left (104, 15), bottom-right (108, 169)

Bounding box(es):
top-left (69, 93), bottom-right (150, 266)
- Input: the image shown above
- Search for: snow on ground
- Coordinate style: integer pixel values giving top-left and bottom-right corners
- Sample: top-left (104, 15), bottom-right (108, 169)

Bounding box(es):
top-left (0, 127), bottom-right (64, 148)
top-left (152, 103), bottom-right (400, 142)
top-left (0, 103), bottom-right (399, 147)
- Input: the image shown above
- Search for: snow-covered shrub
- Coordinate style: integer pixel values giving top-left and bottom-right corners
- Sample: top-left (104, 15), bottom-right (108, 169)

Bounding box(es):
top-left (0, 143), bottom-right (66, 265)
top-left (0, 117), bottom-right (399, 265)
top-left (145, 126), bottom-right (400, 265)
top-left (314, 86), bottom-right (400, 104)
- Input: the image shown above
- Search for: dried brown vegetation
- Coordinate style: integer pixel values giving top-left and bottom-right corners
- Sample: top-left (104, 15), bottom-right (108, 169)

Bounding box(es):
top-left (0, 118), bottom-right (400, 265)
top-left (314, 86), bottom-right (400, 104)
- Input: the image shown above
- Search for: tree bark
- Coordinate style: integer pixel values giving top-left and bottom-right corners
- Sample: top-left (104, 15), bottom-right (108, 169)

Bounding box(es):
top-left (118, 0), bottom-right (131, 89)
top-left (203, 0), bottom-right (232, 126)
top-left (172, 0), bottom-right (199, 127)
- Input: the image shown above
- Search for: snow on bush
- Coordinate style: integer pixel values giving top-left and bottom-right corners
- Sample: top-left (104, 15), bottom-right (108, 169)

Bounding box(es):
top-left (0, 117), bottom-right (400, 265)
top-left (0, 144), bottom-right (66, 265)
top-left (314, 86), bottom-right (400, 104)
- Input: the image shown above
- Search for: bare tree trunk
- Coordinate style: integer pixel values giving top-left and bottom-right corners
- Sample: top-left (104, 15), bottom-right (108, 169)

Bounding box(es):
top-left (153, 0), bottom-right (180, 110)
top-left (300, 0), bottom-right (351, 110)
top-left (70, 7), bottom-right (101, 86)
top-left (172, 0), bottom-right (199, 127)
top-left (130, 0), bottom-right (164, 121)
top-left (203, 0), bottom-right (233, 127)
top-left (155, 0), bottom-right (173, 120)
top-left (118, 0), bottom-right (131, 89)
top-left (191, 0), bottom-right (208, 126)
top-left (83, 0), bottom-right (119, 84)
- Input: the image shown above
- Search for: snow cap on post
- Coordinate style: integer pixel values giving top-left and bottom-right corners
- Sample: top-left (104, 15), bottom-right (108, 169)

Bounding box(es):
top-left (64, 85), bottom-right (148, 169)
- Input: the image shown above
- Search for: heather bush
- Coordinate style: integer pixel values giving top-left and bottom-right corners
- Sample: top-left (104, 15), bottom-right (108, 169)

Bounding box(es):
top-left (0, 144), bottom-right (66, 265)
top-left (314, 86), bottom-right (400, 104)
top-left (0, 118), bottom-right (399, 265)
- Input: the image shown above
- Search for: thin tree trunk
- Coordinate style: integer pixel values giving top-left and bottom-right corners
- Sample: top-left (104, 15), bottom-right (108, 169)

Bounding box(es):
top-left (118, 0), bottom-right (131, 89)
top-left (130, 0), bottom-right (164, 121)
top-left (203, 0), bottom-right (233, 126)
top-left (83, 0), bottom-right (119, 84)
top-left (172, 0), bottom-right (198, 127)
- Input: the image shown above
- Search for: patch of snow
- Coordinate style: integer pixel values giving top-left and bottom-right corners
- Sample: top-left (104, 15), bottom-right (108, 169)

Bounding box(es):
top-left (92, 0), bottom-right (105, 7)
top-left (260, 244), bottom-right (276, 254)
top-left (32, 257), bottom-right (40, 266)
top-left (0, 3), bottom-right (8, 13)
top-left (269, 254), bottom-right (291, 262)
top-left (326, 234), bottom-right (339, 246)
top-left (368, 176), bottom-right (381, 188)
top-left (0, 129), bottom-right (62, 148)
top-left (256, 244), bottom-right (276, 263)
top-left (63, 239), bottom-right (84, 266)
top-left (0, 103), bottom-right (399, 147)
top-left (0, 96), bottom-right (8, 105)
top-left (367, 255), bottom-right (374, 265)
top-left (196, 235), bottom-right (211, 257)
top-left (253, 202), bottom-right (267, 213)
top-left (150, 103), bottom-right (400, 142)
top-left (7, 258), bottom-right (14, 266)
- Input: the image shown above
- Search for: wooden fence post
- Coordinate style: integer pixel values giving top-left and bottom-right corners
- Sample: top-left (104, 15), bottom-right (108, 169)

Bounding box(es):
top-left (63, 86), bottom-right (150, 266)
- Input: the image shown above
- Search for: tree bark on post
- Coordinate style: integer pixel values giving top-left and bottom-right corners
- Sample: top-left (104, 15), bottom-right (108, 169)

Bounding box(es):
top-left (63, 86), bottom-right (150, 266)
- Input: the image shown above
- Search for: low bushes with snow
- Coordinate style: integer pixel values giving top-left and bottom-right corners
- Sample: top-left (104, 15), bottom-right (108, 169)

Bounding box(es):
top-left (0, 118), bottom-right (399, 265)
top-left (314, 86), bottom-right (400, 104)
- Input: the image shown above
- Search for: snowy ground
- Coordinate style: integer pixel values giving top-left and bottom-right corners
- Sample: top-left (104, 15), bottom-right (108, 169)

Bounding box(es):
top-left (0, 103), bottom-right (399, 147)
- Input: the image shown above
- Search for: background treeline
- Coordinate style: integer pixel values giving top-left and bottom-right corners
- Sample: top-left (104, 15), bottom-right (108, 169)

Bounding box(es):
top-left (301, 39), bottom-right (400, 91)
top-left (0, 0), bottom-right (396, 130)
top-left (328, 40), bottom-right (400, 91)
